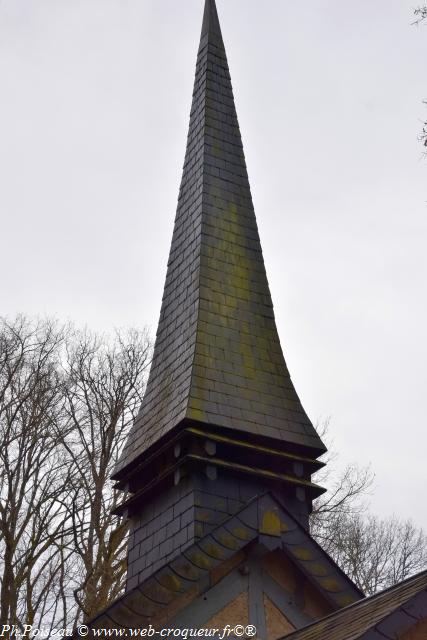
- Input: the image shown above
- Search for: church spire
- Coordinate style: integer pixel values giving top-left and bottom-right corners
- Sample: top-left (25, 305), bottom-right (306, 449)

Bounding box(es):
top-left (114, 0), bottom-right (325, 524)
top-left (201, 0), bottom-right (223, 43)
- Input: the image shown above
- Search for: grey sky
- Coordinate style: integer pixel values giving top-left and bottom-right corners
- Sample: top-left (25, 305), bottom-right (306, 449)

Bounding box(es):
top-left (1, 1), bottom-right (426, 527)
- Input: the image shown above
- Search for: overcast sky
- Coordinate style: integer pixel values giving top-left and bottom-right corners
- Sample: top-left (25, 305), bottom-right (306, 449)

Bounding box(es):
top-left (1, 0), bottom-right (426, 529)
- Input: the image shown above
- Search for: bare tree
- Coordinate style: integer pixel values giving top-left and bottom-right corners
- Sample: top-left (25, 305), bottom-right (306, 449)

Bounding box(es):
top-left (422, 111), bottom-right (427, 149)
top-left (311, 462), bottom-right (373, 547)
top-left (0, 316), bottom-right (152, 631)
top-left (0, 316), bottom-right (71, 632)
top-left (62, 327), bottom-right (151, 623)
top-left (311, 421), bottom-right (427, 595)
top-left (413, 6), bottom-right (427, 23)
top-left (413, 7), bottom-right (427, 148)
top-left (318, 511), bottom-right (427, 595)
top-left (310, 420), bottom-right (374, 543)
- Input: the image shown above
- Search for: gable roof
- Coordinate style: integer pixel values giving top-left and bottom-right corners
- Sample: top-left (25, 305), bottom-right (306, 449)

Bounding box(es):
top-left (114, 0), bottom-right (325, 481)
top-left (283, 570), bottom-right (427, 640)
top-left (82, 492), bottom-right (362, 633)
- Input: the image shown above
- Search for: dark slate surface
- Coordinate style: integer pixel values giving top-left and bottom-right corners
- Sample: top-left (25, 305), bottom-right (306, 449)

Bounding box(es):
top-left (283, 570), bottom-right (427, 640)
top-left (126, 479), bottom-right (196, 591)
top-left (115, 0), bottom-right (325, 478)
top-left (127, 475), bottom-right (263, 591)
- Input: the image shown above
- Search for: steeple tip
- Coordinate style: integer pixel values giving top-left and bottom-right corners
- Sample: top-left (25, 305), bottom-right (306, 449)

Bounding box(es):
top-left (201, 0), bottom-right (223, 44)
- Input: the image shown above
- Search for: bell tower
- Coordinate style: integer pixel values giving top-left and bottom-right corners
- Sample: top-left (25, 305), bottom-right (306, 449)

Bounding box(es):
top-left (113, 0), bottom-right (326, 594)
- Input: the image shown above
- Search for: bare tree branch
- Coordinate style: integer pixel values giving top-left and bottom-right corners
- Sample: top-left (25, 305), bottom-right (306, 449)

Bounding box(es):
top-left (413, 7), bottom-right (427, 149)
top-left (0, 316), bottom-right (151, 629)
top-left (413, 6), bottom-right (427, 24)
top-left (0, 316), bottom-right (71, 629)
top-left (62, 326), bottom-right (151, 622)
top-left (310, 420), bottom-right (427, 594)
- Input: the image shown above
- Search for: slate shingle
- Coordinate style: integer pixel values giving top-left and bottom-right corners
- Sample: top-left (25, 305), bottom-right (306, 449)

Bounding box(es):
top-left (114, 0), bottom-right (325, 478)
top-left (283, 570), bottom-right (427, 640)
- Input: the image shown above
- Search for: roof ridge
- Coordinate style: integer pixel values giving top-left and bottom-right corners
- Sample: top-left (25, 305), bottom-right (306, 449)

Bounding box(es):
top-left (282, 568), bottom-right (427, 640)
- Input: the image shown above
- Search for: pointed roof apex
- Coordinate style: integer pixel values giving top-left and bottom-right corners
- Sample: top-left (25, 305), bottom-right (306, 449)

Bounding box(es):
top-left (200, 0), bottom-right (223, 47)
top-left (114, 0), bottom-right (326, 483)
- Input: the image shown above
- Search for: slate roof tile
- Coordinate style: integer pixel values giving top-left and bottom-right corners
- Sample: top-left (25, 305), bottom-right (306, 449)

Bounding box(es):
top-left (114, 0), bottom-right (326, 479)
top-left (284, 570), bottom-right (427, 640)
